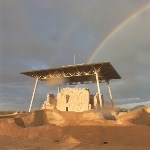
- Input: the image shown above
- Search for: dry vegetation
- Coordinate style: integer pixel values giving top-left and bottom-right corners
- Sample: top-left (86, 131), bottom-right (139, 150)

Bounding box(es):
top-left (0, 111), bottom-right (15, 115)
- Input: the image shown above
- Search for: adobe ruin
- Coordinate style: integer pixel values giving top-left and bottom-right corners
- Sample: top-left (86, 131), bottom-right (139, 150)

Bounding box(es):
top-left (41, 87), bottom-right (104, 112)
top-left (21, 62), bottom-right (121, 112)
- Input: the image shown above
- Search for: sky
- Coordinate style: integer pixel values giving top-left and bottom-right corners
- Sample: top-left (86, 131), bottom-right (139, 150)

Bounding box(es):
top-left (0, 0), bottom-right (150, 111)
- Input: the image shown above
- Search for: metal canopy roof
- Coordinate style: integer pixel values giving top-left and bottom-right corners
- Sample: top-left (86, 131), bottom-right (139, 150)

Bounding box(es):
top-left (21, 62), bottom-right (121, 84)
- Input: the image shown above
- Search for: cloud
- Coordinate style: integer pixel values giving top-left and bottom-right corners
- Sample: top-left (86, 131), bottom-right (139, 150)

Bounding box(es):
top-left (92, 7), bottom-right (150, 100)
top-left (118, 100), bottom-right (150, 109)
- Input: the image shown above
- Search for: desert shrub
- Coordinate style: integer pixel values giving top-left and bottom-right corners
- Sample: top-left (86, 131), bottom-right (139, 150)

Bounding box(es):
top-left (0, 111), bottom-right (15, 115)
top-left (115, 108), bottom-right (128, 115)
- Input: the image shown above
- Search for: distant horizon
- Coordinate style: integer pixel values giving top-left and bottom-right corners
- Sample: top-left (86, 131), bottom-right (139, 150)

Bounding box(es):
top-left (0, 96), bottom-right (149, 111)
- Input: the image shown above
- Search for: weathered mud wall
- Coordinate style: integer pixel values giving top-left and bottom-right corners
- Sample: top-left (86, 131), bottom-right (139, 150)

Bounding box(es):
top-left (56, 88), bottom-right (90, 112)
top-left (41, 94), bottom-right (56, 110)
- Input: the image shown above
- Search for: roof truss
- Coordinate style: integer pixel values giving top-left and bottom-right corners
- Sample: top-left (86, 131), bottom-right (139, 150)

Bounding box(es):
top-left (21, 62), bottom-right (121, 84)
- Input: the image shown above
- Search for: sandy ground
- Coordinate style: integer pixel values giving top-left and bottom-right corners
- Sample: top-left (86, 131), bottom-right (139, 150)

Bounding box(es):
top-left (0, 108), bottom-right (150, 150)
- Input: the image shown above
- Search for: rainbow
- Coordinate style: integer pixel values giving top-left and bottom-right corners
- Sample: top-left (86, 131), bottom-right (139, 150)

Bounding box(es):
top-left (88, 3), bottom-right (150, 63)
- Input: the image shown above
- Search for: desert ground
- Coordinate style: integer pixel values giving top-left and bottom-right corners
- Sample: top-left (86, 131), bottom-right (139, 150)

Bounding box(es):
top-left (0, 107), bottom-right (150, 150)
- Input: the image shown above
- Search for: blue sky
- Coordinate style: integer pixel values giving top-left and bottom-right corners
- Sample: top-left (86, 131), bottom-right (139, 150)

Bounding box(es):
top-left (0, 0), bottom-right (150, 110)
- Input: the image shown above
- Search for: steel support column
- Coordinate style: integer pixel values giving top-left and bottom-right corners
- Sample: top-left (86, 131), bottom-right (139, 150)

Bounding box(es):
top-left (28, 77), bottom-right (39, 112)
top-left (58, 85), bottom-right (60, 93)
top-left (95, 71), bottom-right (103, 109)
top-left (107, 81), bottom-right (114, 107)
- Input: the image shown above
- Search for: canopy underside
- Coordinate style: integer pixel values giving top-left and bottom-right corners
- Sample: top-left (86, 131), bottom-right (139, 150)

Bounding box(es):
top-left (21, 62), bottom-right (121, 84)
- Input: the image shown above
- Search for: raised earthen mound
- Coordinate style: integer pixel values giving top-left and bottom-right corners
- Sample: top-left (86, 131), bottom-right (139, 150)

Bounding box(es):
top-left (0, 109), bottom-right (104, 128)
top-left (118, 107), bottom-right (150, 125)
top-left (14, 109), bottom-right (104, 127)
top-left (0, 109), bottom-right (105, 142)
top-left (22, 109), bottom-right (65, 127)
top-left (0, 109), bottom-right (150, 149)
